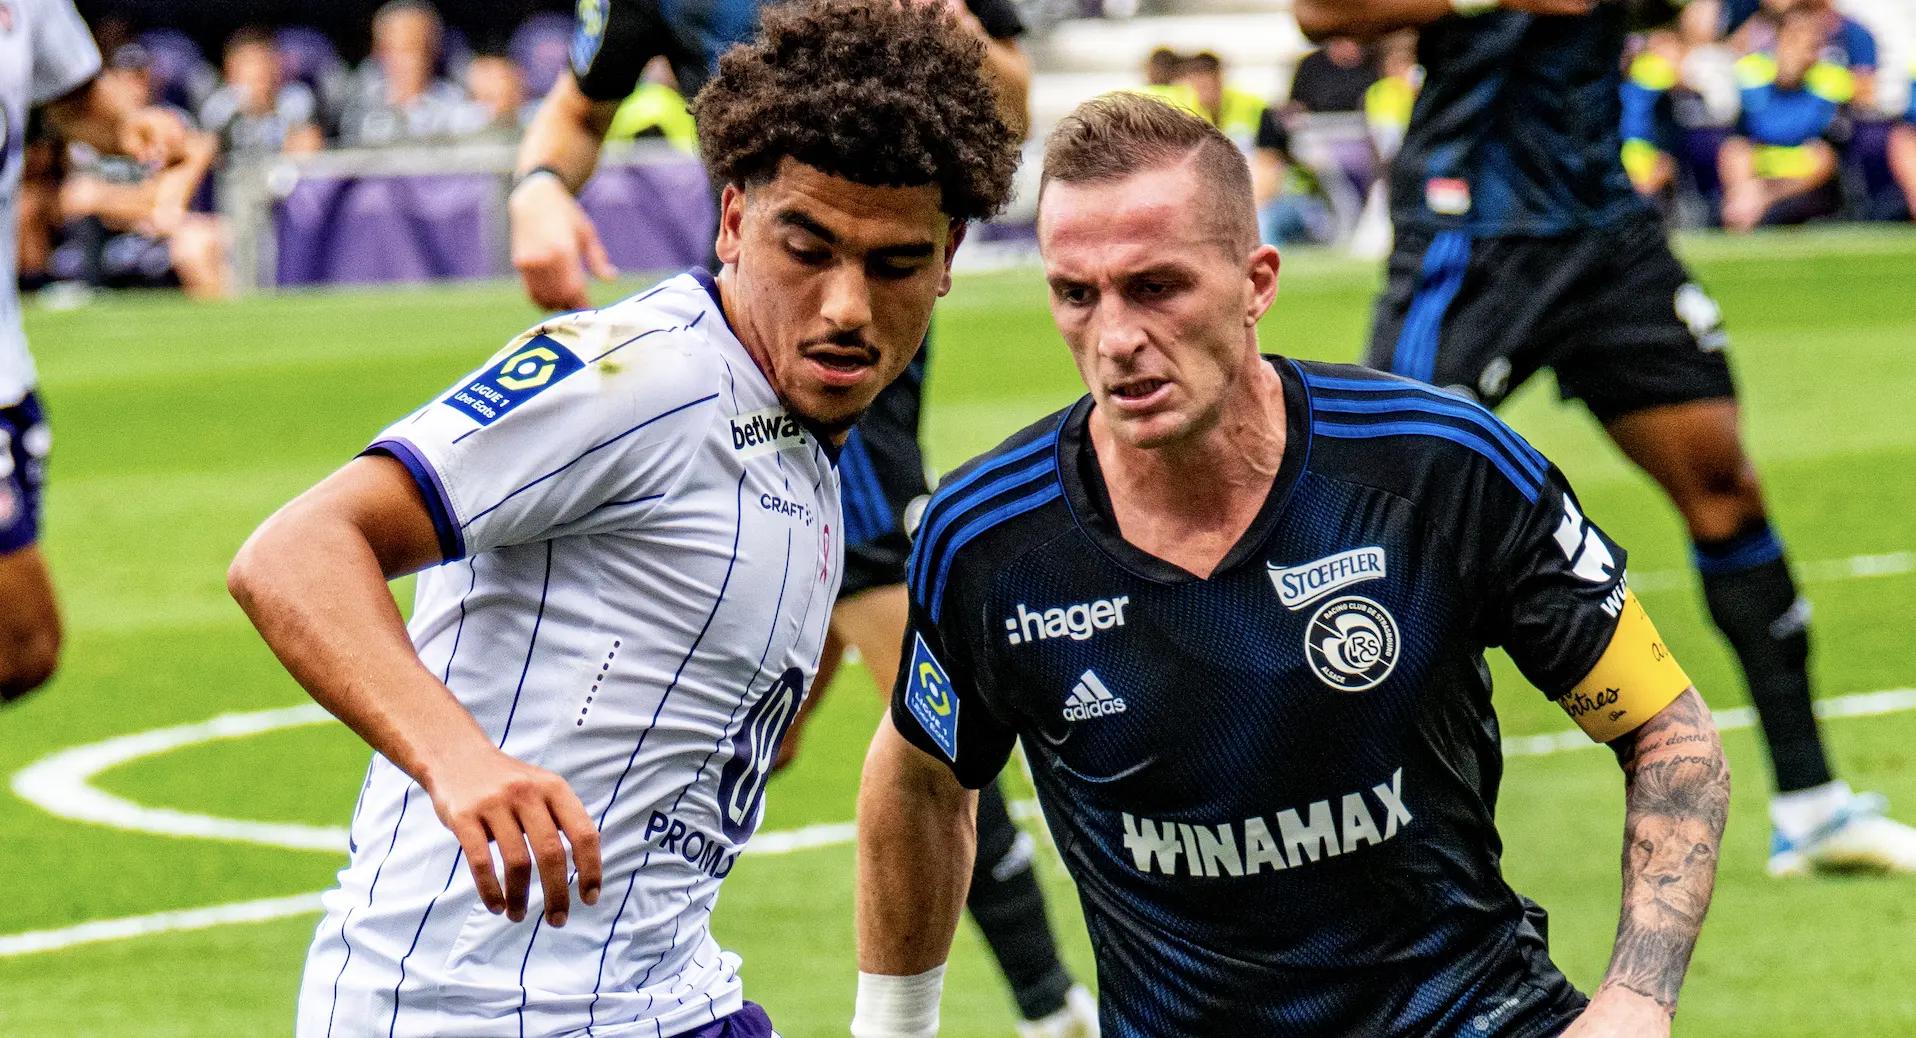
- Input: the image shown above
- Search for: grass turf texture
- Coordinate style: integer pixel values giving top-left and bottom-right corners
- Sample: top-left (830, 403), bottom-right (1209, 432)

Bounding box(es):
top-left (2, 227), bottom-right (1913, 1035)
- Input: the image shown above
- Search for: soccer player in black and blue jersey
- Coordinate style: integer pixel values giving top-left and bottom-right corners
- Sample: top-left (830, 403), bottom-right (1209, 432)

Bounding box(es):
top-left (854, 94), bottom-right (1730, 1038)
top-left (1294, 0), bottom-right (1916, 876)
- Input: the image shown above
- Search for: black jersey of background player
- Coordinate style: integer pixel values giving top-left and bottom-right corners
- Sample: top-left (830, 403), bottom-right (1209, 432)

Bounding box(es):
top-left (1394, 3), bottom-right (1670, 235)
top-left (892, 359), bottom-right (1643, 1036)
top-left (569, 0), bottom-right (1025, 103)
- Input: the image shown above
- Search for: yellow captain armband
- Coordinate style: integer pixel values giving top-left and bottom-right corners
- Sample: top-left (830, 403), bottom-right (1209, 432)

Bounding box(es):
top-left (1558, 589), bottom-right (1691, 743)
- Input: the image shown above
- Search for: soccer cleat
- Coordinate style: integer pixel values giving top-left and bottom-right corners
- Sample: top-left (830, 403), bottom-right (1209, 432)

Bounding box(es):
top-left (1767, 791), bottom-right (1916, 877)
top-left (1016, 985), bottom-right (1099, 1038)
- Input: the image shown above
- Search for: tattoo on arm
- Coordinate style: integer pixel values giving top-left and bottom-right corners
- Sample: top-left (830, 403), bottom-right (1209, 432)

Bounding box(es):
top-left (1601, 688), bottom-right (1730, 1016)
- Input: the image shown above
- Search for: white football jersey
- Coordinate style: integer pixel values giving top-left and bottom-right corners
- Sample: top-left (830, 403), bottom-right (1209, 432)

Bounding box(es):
top-left (299, 271), bottom-right (843, 1037)
top-left (1, 0), bottom-right (102, 406)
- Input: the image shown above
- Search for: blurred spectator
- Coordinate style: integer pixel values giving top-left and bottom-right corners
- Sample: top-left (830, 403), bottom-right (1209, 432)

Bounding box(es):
top-left (1175, 51), bottom-right (1267, 149)
top-left (1364, 31), bottom-right (1420, 162)
top-left (275, 25), bottom-right (351, 132)
top-left (604, 57), bottom-right (697, 151)
top-left (1137, 47), bottom-right (1201, 112)
top-left (1798, 0), bottom-right (1877, 111)
top-left (337, 0), bottom-right (468, 147)
top-left (1719, 9), bottom-right (1852, 230)
top-left (198, 28), bottom-right (325, 157)
top-left (452, 53), bottom-right (531, 140)
top-left (1288, 37), bottom-right (1375, 114)
top-left (1622, 31), bottom-right (1685, 199)
top-left (56, 49), bottom-right (228, 297)
top-left (1890, 69), bottom-right (1916, 217)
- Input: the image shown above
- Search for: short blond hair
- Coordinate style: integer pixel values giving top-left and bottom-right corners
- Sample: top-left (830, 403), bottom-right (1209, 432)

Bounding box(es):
top-left (1039, 92), bottom-right (1258, 254)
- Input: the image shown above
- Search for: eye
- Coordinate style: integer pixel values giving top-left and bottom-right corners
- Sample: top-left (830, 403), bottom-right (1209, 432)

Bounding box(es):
top-left (785, 242), bottom-right (830, 266)
top-left (870, 259), bottom-right (922, 281)
top-left (1053, 285), bottom-right (1091, 307)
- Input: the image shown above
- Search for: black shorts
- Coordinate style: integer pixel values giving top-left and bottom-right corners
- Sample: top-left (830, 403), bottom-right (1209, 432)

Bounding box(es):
top-left (1365, 217), bottom-right (1736, 423)
top-left (0, 393), bottom-right (50, 555)
top-left (838, 346), bottom-right (930, 598)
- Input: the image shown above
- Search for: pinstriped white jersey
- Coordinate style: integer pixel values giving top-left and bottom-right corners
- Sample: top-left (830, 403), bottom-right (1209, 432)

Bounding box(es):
top-left (2, 0), bottom-right (102, 406)
top-left (299, 271), bottom-right (842, 1037)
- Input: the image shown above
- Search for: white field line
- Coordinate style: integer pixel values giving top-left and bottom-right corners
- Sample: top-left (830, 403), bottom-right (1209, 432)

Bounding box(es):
top-left (5, 685), bottom-right (1914, 959)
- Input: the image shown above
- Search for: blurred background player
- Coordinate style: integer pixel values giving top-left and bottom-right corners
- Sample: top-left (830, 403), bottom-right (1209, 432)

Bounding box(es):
top-left (856, 92), bottom-right (1729, 1037)
top-left (1295, 0), bottom-right (1916, 876)
top-left (505, 0), bottom-right (1096, 1033)
top-left (1718, 7), bottom-right (1854, 231)
top-left (2, 0), bottom-right (189, 702)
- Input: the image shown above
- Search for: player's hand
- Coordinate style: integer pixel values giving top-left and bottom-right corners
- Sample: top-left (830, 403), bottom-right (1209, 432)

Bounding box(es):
top-left (1499, 0), bottom-right (1598, 16)
top-left (425, 746), bottom-right (603, 926)
top-left (1560, 988), bottom-right (1672, 1038)
top-left (117, 105), bottom-right (189, 167)
top-left (510, 173), bottom-right (618, 312)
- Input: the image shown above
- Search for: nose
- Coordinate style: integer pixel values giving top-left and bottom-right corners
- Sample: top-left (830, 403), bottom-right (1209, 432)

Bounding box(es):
top-left (1093, 297), bottom-right (1147, 363)
top-left (820, 266), bottom-right (873, 334)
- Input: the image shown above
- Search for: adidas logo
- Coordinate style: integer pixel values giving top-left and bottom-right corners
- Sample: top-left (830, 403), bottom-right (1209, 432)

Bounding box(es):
top-left (1063, 670), bottom-right (1128, 722)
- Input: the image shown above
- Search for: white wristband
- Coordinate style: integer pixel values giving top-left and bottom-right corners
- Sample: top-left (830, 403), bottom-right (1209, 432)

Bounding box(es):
top-left (850, 965), bottom-right (945, 1038)
top-left (1451, 0), bottom-right (1499, 15)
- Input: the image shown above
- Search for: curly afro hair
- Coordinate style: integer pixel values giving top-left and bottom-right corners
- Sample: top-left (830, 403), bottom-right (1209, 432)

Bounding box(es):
top-left (691, 0), bottom-right (1020, 224)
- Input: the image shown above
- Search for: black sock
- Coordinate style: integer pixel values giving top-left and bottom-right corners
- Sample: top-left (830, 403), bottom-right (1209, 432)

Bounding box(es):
top-left (967, 780), bottom-right (1072, 1021)
top-left (1694, 522), bottom-right (1832, 793)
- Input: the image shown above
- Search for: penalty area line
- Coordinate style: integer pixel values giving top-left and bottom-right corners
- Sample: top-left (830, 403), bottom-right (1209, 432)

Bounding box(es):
top-left (3, 687), bottom-right (1912, 959)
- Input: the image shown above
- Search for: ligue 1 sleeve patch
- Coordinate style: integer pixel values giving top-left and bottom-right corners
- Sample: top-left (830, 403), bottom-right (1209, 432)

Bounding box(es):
top-left (443, 335), bottom-right (585, 426)
top-left (905, 634), bottom-right (961, 762)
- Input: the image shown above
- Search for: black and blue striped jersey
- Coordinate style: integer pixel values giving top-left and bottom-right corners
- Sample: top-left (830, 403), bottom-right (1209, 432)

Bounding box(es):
top-left (891, 358), bottom-right (1639, 1036)
top-left (1392, 6), bottom-right (1654, 236)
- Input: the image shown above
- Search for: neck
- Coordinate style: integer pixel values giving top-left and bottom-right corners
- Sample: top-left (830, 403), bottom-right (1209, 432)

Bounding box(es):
top-left (1090, 351), bottom-right (1288, 573)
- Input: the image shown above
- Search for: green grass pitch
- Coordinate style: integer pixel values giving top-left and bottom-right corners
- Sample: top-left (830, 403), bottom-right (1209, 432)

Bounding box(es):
top-left (1, 227), bottom-right (1913, 1036)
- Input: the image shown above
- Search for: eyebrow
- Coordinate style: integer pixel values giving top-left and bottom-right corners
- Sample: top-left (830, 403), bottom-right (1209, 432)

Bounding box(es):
top-left (775, 209), bottom-right (937, 260)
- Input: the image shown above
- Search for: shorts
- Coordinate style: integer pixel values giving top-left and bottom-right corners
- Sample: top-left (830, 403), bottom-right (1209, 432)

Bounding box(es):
top-left (838, 346), bottom-right (930, 599)
top-left (0, 393), bottom-right (50, 555)
top-left (676, 1001), bottom-right (778, 1038)
top-left (1366, 217), bottom-right (1736, 423)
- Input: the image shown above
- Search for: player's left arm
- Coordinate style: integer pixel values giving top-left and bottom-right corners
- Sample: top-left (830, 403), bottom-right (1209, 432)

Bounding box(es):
top-left (1564, 687), bottom-right (1728, 1036)
top-left (1480, 451), bottom-right (1728, 1035)
top-left (43, 75), bottom-right (187, 168)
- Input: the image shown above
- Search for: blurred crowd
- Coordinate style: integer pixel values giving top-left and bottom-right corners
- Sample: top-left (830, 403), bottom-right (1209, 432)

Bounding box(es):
top-left (14, 0), bottom-right (695, 300)
top-left (14, 0), bottom-right (1916, 303)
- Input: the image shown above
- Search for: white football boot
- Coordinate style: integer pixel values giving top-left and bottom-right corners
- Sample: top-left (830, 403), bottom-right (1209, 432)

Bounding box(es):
top-left (1016, 985), bottom-right (1099, 1038)
top-left (1767, 786), bottom-right (1916, 877)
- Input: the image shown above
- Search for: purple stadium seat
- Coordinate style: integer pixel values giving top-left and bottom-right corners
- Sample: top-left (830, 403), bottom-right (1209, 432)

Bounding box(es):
top-left (509, 13), bottom-right (575, 96)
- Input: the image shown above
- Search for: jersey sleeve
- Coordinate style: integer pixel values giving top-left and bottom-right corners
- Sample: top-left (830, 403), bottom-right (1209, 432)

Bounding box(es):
top-left (27, 0), bottom-right (104, 104)
top-left (366, 315), bottom-right (719, 561)
top-left (964, 0), bottom-right (1026, 40)
top-left (570, 0), bottom-right (660, 103)
top-left (1482, 466), bottom-right (1691, 742)
top-left (888, 590), bottom-right (1018, 790)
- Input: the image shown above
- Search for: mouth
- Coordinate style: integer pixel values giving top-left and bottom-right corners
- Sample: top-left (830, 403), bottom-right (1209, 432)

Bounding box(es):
top-left (1106, 376), bottom-right (1172, 411)
top-left (800, 344), bottom-right (878, 388)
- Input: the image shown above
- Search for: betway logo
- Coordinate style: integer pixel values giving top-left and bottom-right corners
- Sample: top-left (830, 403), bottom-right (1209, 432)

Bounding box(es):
top-left (1120, 768), bottom-right (1411, 878)
top-left (1063, 670), bottom-right (1127, 721)
top-left (1267, 547), bottom-right (1386, 610)
top-left (1005, 596), bottom-right (1130, 645)
top-left (730, 407), bottom-right (808, 459)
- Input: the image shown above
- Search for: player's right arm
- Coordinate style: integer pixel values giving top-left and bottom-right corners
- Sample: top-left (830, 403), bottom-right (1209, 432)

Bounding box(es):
top-left (853, 714), bottom-right (978, 1037)
top-left (228, 456), bottom-right (603, 930)
top-left (1292, 0), bottom-right (1595, 42)
top-left (855, 567), bottom-right (1019, 1035)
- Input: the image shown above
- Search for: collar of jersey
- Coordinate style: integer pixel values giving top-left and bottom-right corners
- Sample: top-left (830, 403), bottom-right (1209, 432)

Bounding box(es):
top-left (1057, 354), bottom-right (1312, 584)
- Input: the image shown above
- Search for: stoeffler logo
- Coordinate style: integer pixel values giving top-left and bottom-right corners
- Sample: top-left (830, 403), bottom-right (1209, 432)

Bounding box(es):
top-left (1004, 597), bottom-right (1130, 645)
top-left (730, 407), bottom-right (808, 459)
top-left (1267, 547), bottom-right (1386, 610)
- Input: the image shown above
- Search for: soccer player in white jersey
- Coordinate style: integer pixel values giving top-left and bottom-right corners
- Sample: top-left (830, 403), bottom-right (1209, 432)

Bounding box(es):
top-left (1, 0), bottom-right (186, 702)
top-left (227, 1), bottom-right (1019, 1034)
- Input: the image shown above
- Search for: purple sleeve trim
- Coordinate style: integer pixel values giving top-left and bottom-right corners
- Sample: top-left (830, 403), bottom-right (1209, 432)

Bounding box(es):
top-left (364, 437), bottom-right (467, 562)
